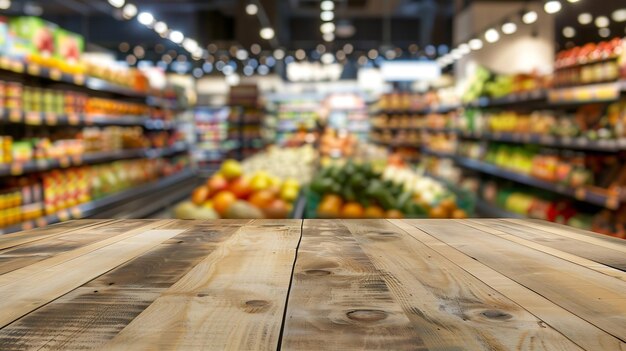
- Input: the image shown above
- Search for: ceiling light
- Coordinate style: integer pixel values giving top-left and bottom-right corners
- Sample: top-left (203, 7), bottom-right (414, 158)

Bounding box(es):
top-left (599, 27), bottom-right (611, 38)
top-left (273, 48), bottom-right (285, 60)
top-left (169, 30), bottom-right (184, 44)
top-left (320, 0), bottom-right (334, 11)
top-left (183, 38), bottom-right (198, 52)
top-left (384, 50), bottom-right (396, 60)
top-left (321, 10), bottom-right (334, 21)
top-left (522, 10), bottom-right (538, 24)
top-left (578, 13), bottom-right (592, 25)
top-left (126, 55), bottom-right (137, 65)
top-left (562, 26), bottom-right (576, 38)
top-left (137, 12), bottom-right (154, 26)
top-left (192, 48), bottom-right (204, 60)
top-left (323, 32), bottom-right (335, 42)
top-left (243, 66), bottom-right (254, 76)
top-left (451, 49), bottom-right (463, 60)
top-left (0, 0), bottom-right (9, 10)
top-left (544, 1), bottom-right (562, 14)
top-left (566, 0), bottom-right (579, 2)
top-left (367, 49), bottom-right (378, 59)
top-left (222, 65), bottom-right (235, 75)
top-left (295, 49), bottom-right (306, 60)
top-left (258, 65), bottom-right (269, 75)
top-left (260, 27), bottom-right (275, 39)
top-left (236, 49), bottom-right (249, 60)
top-left (321, 53), bottom-right (334, 64)
top-left (108, 0), bottom-right (124, 8)
top-left (251, 43), bottom-right (261, 54)
top-left (192, 68), bottom-right (203, 79)
top-left (320, 22), bottom-right (335, 34)
top-left (484, 28), bottom-right (500, 43)
top-left (245, 3), bottom-right (258, 15)
top-left (502, 22), bottom-right (517, 35)
top-left (468, 38), bottom-right (483, 50)
top-left (122, 4), bottom-right (137, 19)
top-left (154, 21), bottom-right (168, 34)
top-left (343, 43), bottom-right (354, 54)
top-left (336, 50), bottom-right (346, 60)
top-left (612, 9), bottom-right (626, 22)
top-left (595, 16), bottom-right (610, 28)
top-left (458, 43), bottom-right (470, 55)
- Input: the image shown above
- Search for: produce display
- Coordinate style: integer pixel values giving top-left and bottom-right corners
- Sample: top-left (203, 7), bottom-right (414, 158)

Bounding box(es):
top-left (554, 38), bottom-right (625, 87)
top-left (177, 158), bottom-right (303, 220)
top-left (0, 156), bottom-right (189, 228)
top-left (462, 66), bottom-right (547, 102)
top-left (309, 161), bottom-right (468, 219)
top-left (241, 145), bottom-right (317, 185)
top-left (377, 91), bottom-right (459, 111)
top-left (319, 128), bottom-right (359, 157)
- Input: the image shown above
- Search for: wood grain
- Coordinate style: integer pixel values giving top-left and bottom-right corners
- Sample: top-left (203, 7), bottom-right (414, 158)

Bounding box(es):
top-left (392, 219), bottom-right (626, 351)
top-left (0, 219), bottom-right (168, 281)
top-left (465, 219), bottom-right (626, 281)
top-left (281, 219), bottom-right (427, 351)
top-left (103, 219), bottom-right (301, 351)
top-left (0, 221), bottom-right (247, 350)
top-left (396, 219), bottom-right (626, 350)
top-left (342, 219), bottom-right (584, 350)
top-left (0, 226), bottom-right (184, 328)
top-left (0, 220), bottom-right (114, 251)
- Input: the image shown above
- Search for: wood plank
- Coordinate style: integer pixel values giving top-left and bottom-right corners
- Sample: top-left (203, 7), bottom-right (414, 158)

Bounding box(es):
top-left (466, 219), bottom-right (626, 279)
top-left (281, 219), bottom-right (427, 351)
top-left (0, 227), bottom-right (185, 328)
top-left (342, 219), bottom-right (584, 350)
top-left (0, 219), bottom-right (161, 276)
top-left (505, 219), bottom-right (626, 254)
top-left (391, 219), bottom-right (626, 351)
top-left (398, 219), bottom-right (626, 348)
top-left (0, 220), bottom-right (113, 250)
top-left (0, 221), bottom-right (248, 350)
top-left (103, 219), bottom-right (301, 350)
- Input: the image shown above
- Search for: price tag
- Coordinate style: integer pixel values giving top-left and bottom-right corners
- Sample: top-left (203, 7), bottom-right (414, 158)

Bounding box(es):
top-left (49, 69), bottom-right (62, 81)
top-left (21, 221), bottom-right (34, 231)
top-left (70, 207), bottom-right (82, 218)
top-left (71, 155), bottom-right (82, 165)
top-left (11, 61), bottom-right (24, 73)
top-left (57, 210), bottom-right (70, 222)
top-left (36, 159), bottom-right (48, 169)
top-left (27, 64), bottom-right (41, 76)
top-left (9, 109), bottom-right (22, 123)
top-left (73, 74), bottom-right (85, 85)
top-left (25, 112), bottom-right (42, 125)
top-left (575, 188), bottom-right (586, 200)
top-left (606, 196), bottom-right (619, 210)
top-left (45, 113), bottom-right (57, 125)
top-left (59, 157), bottom-right (70, 168)
top-left (36, 217), bottom-right (47, 228)
top-left (68, 114), bottom-right (80, 125)
top-left (10, 163), bottom-right (24, 175)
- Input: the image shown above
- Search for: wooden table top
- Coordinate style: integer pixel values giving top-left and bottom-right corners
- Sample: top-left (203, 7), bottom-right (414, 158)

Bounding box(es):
top-left (0, 219), bottom-right (624, 350)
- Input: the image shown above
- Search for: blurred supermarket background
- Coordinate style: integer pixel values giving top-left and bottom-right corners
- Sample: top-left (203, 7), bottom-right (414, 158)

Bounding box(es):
top-left (0, 0), bottom-right (625, 238)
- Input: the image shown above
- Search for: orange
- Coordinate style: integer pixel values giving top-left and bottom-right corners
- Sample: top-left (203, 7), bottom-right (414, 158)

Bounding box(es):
top-left (248, 190), bottom-right (275, 209)
top-left (318, 200), bottom-right (341, 218)
top-left (264, 198), bottom-right (290, 219)
top-left (212, 191), bottom-right (237, 216)
top-left (191, 186), bottom-right (210, 206)
top-left (228, 177), bottom-right (253, 199)
top-left (322, 194), bottom-right (343, 208)
top-left (385, 209), bottom-right (404, 219)
top-left (341, 202), bottom-right (365, 219)
top-left (364, 205), bottom-right (385, 219)
top-left (207, 174), bottom-right (228, 194)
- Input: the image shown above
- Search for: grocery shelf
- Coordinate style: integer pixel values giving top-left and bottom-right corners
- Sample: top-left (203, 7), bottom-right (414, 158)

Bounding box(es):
top-left (465, 90), bottom-right (547, 108)
top-left (0, 169), bottom-right (196, 235)
top-left (453, 156), bottom-right (622, 209)
top-left (457, 131), bottom-right (625, 152)
top-left (0, 57), bottom-right (178, 99)
top-left (0, 109), bottom-right (176, 130)
top-left (0, 143), bottom-right (189, 177)
top-left (421, 148), bottom-right (456, 158)
top-left (370, 139), bottom-right (420, 148)
top-left (474, 198), bottom-right (526, 219)
top-left (373, 104), bottom-right (461, 115)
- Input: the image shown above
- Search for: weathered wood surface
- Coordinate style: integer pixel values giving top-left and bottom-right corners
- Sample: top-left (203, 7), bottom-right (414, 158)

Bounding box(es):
top-left (0, 219), bottom-right (623, 350)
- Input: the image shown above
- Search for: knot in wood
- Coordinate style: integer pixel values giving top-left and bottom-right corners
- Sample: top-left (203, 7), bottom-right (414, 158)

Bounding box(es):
top-left (346, 309), bottom-right (388, 322)
top-left (480, 310), bottom-right (512, 320)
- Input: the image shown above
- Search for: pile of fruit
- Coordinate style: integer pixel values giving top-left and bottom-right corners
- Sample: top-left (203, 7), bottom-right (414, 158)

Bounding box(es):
top-left (176, 159), bottom-right (301, 220)
top-left (241, 145), bottom-right (317, 185)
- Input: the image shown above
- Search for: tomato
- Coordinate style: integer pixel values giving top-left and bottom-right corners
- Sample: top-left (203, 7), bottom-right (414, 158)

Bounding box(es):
top-left (228, 177), bottom-right (253, 199)
top-left (212, 191), bottom-right (237, 216)
top-left (207, 174), bottom-right (228, 194)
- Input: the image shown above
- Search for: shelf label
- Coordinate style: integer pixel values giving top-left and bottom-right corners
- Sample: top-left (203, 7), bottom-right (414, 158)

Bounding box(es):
top-left (70, 207), bottom-right (82, 218)
top-left (59, 157), bottom-right (70, 168)
top-left (57, 210), bottom-right (70, 222)
top-left (10, 163), bottom-right (24, 175)
top-left (68, 114), bottom-right (80, 125)
top-left (21, 221), bottom-right (34, 231)
top-left (74, 74), bottom-right (85, 85)
top-left (25, 112), bottom-right (41, 125)
top-left (45, 113), bottom-right (57, 125)
top-left (36, 159), bottom-right (48, 169)
top-left (9, 109), bottom-right (21, 123)
top-left (575, 188), bottom-right (586, 200)
top-left (27, 64), bottom-right (41, 76)
top-left (49, 69), bottom-right (62, 81)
